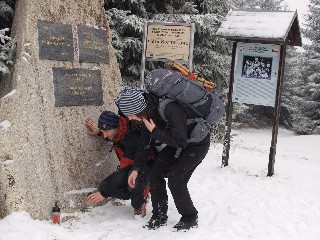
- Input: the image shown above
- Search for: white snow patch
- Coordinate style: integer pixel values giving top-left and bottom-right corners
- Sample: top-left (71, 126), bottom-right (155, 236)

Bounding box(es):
top-left (64, 188), bottom-right (97, 196)
top-left (69, 199), bottom-right (76, 208)
top-left (95, 159), bottom-right (106, 166)
top-left (3, 160), bottom-right (14, 165)
top-left (0, 120), bottom-right (11, 133)
top-left (22, 56), bottom-right (29, 63)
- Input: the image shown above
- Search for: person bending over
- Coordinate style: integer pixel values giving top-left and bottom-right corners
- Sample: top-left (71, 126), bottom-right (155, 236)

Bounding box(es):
top-left (116, 89), bottom-right (210, 230)
top-left (85, 110), bottom-right (154, 216)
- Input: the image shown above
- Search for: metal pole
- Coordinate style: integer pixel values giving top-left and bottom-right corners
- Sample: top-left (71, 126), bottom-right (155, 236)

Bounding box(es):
top-left (222, 41), bottom-right (237, 167)
top-left (268, 44), bottom-right (287, 176)
top-left (140, 22), bottom-right (148, 89)
top-left (188, 23), bottom-right (195, 72)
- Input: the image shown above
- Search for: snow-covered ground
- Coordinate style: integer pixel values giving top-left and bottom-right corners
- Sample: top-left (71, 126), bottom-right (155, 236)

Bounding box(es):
top-left (1, 128), bottom-right (319, 240)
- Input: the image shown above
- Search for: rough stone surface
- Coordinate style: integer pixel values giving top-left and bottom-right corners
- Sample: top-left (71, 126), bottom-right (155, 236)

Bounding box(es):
top-left (0, 0), bottom-right (122, 220)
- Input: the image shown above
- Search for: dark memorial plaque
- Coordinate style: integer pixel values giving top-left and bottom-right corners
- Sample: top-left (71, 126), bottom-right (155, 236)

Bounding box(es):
top-left (52, 68), bottom-right (103, 107)
top-left (38, 20), bottom-right (74, 61)
top-left (78, 25), bottom-right (109, 64)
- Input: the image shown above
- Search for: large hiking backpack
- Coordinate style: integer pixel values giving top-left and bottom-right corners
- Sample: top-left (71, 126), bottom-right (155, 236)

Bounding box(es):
top-left (145, 69), bottom-right (225, 143)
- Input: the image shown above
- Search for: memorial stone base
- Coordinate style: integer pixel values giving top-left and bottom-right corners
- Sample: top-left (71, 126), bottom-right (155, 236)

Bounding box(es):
top-left (0, 0), bottom-right (122, 219)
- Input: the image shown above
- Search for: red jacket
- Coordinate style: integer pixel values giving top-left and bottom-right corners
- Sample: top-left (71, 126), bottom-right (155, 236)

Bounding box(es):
top-left (112, 116), bottom-right (155, 169)
top-left (112, 116), bottom-right (134, 169)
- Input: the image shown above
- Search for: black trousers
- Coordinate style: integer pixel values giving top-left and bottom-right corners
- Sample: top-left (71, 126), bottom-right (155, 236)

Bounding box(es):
top-left (98, 167), bottom-right (149, 208)
top-left (150, 136), bottom-right (210, 221)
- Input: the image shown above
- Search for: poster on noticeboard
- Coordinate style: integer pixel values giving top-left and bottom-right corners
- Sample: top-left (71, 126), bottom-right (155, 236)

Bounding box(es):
top-left (144, 23), bottom-right (194, 62)
top-left (232, 42), bottom-right (281, 107)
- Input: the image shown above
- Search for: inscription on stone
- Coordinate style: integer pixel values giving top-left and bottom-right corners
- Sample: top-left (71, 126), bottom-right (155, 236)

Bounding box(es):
top-left (38, 20), bottom-right (74, 61)
top-left (52, 68), bottom-right (103, 107)
top-left (78, 25), bottom-right (109, 64)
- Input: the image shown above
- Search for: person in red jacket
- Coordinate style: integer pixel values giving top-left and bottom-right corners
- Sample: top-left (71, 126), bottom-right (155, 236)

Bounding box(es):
top-left (85, 110), bottom-right (153, 216)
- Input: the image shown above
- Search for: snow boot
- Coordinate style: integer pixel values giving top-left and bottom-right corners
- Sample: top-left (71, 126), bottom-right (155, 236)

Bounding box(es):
top-left (143, 216), bottom-right (168, 230)
top-left (172, 218), bottom-right (198, 231)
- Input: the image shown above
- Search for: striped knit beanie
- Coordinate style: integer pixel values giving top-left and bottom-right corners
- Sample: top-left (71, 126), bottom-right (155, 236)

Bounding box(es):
top-left (116, 88), bottom-right (148, 116)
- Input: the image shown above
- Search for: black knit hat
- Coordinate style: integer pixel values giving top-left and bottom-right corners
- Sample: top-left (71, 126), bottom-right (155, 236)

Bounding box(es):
top-left (115, 88), bottom-right (148, 116)
top-left (98, 111), bottom-right (119, 130)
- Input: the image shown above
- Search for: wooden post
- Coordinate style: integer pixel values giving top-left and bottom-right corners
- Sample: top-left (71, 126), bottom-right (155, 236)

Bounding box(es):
top-left (268, 44), bottom-right (287, 176)
top-left (222, 41), bottom-right (237, 167)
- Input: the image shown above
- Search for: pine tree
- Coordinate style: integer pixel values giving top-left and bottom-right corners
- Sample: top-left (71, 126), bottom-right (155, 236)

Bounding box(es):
top-left (0, 28), bottom-right (15, 75)
top-left (304, 0), bottom-right (320, 42)
top-left (282, 46), bottom-right (303, 129)
top-left (0, 0), bottom-right (15, 30)
top-left (229, 0), bottom-right (287, 10)
top-left (295, 0), bottom-right (320, 134)
top-left (0, 0), bottom-right (16, 76)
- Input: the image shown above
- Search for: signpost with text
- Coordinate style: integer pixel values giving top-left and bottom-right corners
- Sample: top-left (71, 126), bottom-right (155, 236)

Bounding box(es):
top-left (140, 22), bottom-right (195, 87)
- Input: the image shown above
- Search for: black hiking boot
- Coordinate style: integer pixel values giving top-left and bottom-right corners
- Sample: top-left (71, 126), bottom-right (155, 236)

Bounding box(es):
top-left (143, 216), bottom-right (167, 230)
top-left (172, 218), bottom-right (198, 231)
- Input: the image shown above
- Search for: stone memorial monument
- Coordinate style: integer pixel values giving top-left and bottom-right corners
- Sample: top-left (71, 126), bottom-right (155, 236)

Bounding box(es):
top-left (0, 0), bottom-right (122, 219)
